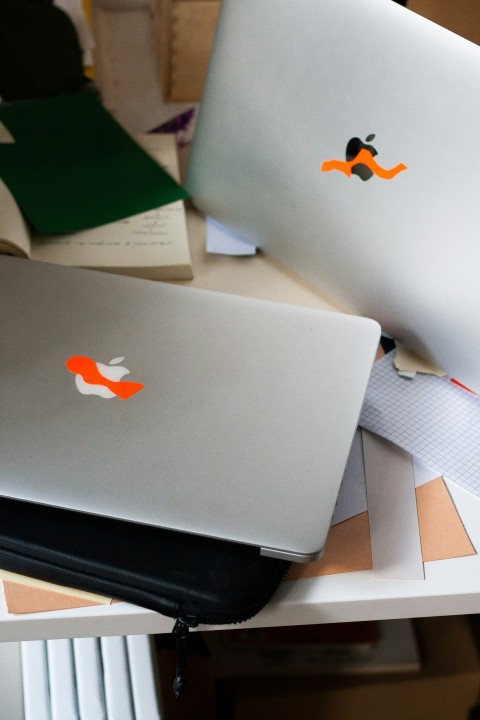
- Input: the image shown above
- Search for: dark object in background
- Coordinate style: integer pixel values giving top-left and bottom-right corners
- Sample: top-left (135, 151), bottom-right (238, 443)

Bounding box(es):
top-left (0, 0), bottom-right (86, 102)
top-left (0, 0), bottom-right (407, 103)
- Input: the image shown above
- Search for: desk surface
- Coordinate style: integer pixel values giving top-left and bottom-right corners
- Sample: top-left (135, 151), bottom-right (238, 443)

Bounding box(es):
top-left (0, 207), bottom-right (479, 642)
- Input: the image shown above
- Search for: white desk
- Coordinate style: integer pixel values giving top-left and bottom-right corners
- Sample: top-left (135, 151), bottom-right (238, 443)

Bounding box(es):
top-left (1, 207), bottom-right (479, 642)
top-left (6, 2), bottom-right (480, 642)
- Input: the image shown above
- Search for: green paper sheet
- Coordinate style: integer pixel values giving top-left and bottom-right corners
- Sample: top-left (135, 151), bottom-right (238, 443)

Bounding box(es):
top-left (0, 91), bottom-right (189, 234)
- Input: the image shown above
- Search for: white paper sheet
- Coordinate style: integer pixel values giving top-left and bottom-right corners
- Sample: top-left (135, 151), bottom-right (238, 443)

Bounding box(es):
top-left (362, 430), bottom-right (424, 580)
top-left (412, 457), bottom-right (441, 487)
top-left (331, 429), bottom-right (368, 525)
top-left (360, 352), bottom-right (480, 495)
top-left (206, 217), bottom-right (256, 255)
top-left (331, 429), bottom-right (443, 527)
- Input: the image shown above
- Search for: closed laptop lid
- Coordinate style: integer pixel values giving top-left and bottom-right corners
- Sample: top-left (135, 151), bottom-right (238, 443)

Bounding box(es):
top-left (0, 258), bottom-right (379, 562)
top-left (186, 0), bottom-right (480, 393)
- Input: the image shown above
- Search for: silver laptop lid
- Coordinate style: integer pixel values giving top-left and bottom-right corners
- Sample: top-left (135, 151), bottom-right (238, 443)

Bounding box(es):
top-left (0, 258), bottom-right (378, 561)
top-left (186, 0), bottom-right (480, 393)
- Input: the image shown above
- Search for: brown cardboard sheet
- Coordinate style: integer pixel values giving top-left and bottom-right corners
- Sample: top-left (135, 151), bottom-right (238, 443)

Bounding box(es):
top-left (287, 477), bottom-right (475, 581)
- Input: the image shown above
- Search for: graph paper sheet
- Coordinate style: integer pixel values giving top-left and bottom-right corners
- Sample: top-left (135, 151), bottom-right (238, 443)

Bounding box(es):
top-left (359, 352), bottom-right (480, 496)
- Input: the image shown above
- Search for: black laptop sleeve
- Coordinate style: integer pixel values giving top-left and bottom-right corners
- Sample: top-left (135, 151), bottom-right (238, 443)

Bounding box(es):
top-left (0, 496), bottom-right (290, 694)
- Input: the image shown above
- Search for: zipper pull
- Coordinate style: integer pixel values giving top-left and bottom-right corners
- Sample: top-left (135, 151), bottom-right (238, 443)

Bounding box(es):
top-left (172, 616), bottom-right (198, 698)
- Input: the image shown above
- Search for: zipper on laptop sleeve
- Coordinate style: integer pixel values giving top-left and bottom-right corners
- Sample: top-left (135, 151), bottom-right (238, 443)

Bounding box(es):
top-left (172, 616), bottom-right (199, 697)
top-left (170, 562), bottom-right (291, 697)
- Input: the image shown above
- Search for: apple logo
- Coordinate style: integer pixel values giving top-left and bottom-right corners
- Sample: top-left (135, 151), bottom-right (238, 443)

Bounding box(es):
top-left (65, 355), bottom-right (144, 400)
top-left (345, 134), bottom-right (377, 181)
top-left (321, 135), bottom-right (406, 181)
top-left (75, 356), bottom-right (129, 398)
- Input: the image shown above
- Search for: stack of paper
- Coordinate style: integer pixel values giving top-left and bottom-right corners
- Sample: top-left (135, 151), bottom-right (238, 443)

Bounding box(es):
top-left (20, 635), bottom-right (163, 719)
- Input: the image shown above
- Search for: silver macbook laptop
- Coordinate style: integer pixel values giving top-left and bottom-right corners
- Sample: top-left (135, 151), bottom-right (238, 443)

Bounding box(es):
top-left (186, 0), bottom-right (480, 393)
top-left (0, 257), bottom-right (378, 562)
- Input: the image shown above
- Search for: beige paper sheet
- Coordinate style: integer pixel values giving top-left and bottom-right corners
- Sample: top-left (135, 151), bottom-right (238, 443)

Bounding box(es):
top-left (393, 342), bottom-right (446, 377)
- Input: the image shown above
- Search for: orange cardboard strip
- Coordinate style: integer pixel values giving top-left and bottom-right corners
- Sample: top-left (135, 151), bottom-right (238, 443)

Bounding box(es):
top-left (287, 511), bottom-right (373, 580)
top-left (416, 476), bottom-right (475, 561)
top-left (3, 581), bottom-right (111, 615)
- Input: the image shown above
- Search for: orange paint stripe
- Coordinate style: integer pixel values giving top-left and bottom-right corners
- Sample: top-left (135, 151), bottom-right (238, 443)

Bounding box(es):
top-left (65, 355), bottom-right (144, 399)
top-left (321, 148), bottom-right (407, 180)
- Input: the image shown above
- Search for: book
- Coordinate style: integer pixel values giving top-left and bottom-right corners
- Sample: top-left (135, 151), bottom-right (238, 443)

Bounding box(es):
top-left (0, 134), bottom-right (193, 281)
top-left (0, 92), bottom-right (189, 233)
top-left (73, 638), bottom-right (108, 720)
top-left (0, 641), bottom-right (24, 720)
top-left (46, 639), bottom-right (79, 720)
top-left (21, 641), bottom-right (51, 720)
top-left (100, 636), bottom-right (135, 720)
top-left (126, 635), bottom-right (163, 720)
